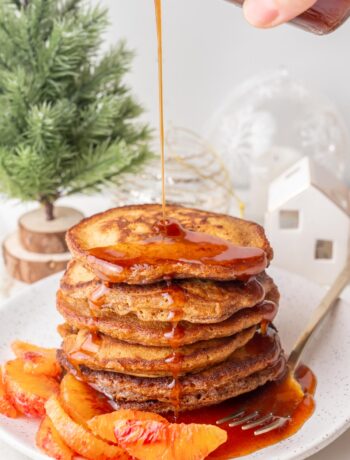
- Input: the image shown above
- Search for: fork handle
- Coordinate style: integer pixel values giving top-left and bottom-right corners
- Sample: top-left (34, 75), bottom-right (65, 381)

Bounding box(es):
top-left (287, 261), bottom-right (350, 373)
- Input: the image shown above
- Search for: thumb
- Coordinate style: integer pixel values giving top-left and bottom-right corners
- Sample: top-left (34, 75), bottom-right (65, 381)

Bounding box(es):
top-left (243, 0), bottom-right (317, 28)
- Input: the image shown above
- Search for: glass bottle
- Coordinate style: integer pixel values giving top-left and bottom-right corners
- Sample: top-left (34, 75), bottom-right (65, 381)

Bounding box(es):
top-left (226, 0), bottom-right (350, 34)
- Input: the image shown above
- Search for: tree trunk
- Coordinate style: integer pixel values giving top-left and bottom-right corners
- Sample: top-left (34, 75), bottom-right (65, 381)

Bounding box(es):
top-left (43, 200), bottom-right (55, 221)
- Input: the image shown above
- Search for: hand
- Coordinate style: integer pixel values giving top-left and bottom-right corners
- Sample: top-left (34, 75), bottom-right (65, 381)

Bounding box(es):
top-left (243, 0), bottom-right (318, 28)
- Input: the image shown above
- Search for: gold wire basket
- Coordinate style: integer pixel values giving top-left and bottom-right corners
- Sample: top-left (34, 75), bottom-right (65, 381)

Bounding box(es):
top-left (113, 126), bottom-right (244, 216)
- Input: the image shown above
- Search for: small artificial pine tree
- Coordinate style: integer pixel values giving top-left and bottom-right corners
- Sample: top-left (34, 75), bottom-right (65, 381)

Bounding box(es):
top-left (0, 0), bottom-right (151, 220)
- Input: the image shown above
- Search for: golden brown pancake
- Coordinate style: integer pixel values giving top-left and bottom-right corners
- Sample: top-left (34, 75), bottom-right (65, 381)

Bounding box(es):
top-left (58, 329), bottom-right (285, 413)
top-left (57, 288), bottom-right (279, 347)
top-left (60, 260), bottom-right (276, 324)
top-left (66, 204), bottom-right (273, 284)
top-left (116, 361), bottom-right (284, 413)
top-left (61, 326), bottom-right (256, 378)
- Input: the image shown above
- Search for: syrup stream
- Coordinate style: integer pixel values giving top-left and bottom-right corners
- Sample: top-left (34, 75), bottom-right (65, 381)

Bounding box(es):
top-left (154, 0), bottom-right (166, 221)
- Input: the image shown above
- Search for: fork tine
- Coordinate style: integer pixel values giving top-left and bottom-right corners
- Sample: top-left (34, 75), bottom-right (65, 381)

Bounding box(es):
top-left (216, 410), bottom-right (246, 425)
top-left (254, 417), bottom-right (290, 436)
top-left (241, 414), bottom-right (273, 431)
top-left (228, 411), bottom-right (259, 427)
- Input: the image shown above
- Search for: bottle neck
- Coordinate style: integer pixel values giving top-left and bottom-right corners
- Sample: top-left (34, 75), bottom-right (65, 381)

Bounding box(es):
top-left (291, 0), bottom-right (350, 34)
top-left (225, 0), bottom-right (350, 34)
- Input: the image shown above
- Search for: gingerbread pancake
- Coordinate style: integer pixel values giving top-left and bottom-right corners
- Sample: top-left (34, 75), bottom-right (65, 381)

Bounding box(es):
top-left (66, 204), bottom-right (273, 284)
top-left (60, 326), bottom-right (256, 378)
top-left (58, 328), bottom-right (285, 413)
top-left (57, 288), bottom-right (279, 347)
top-left (60, 259), bottom-right (276, 324)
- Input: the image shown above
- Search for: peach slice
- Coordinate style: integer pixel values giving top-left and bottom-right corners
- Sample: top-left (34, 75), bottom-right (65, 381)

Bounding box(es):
top-left (88, 409), bottom-right (169, 443)
top-left (36, 415), bottom-right (74, 460)
top-left (4, 359), bottom-right (59, 417)
top-left (60, 374), bottom-right (112, 427)
top-left (45, 396), bottom-right (130, 460)
top-left (114, 419), bottom-right (227, 460)
top-left (11, 341), bottom-right (61, 378)
top-left (0, 368), bottom-right (18, 418)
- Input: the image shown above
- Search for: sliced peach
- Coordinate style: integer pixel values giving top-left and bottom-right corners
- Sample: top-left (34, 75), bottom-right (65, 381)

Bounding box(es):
top-left (36, 415), bottom-right (74, 460)
top-left (45, 396), bottom-right (130, 460)
top-left (11, 341), bottom-right (61, 378)
top-left (60, 374), bottom-right (112, 427)
top-left (88, 409), bottom-right (169, 443)
top-left (0, 368), bottom-right (18, 418)
top-left (114, 419), bottom-right (227, 460)
top-left (4, 359), bottom-right (59, 417)
top-left (57, 324), bottom-right (74, 338)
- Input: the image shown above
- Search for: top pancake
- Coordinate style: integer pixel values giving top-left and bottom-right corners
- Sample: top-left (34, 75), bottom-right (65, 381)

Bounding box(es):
top-left (66, 204), bottom-right (273, 284)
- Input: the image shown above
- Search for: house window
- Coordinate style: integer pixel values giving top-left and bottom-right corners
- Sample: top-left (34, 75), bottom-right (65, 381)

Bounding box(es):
top-left (315, 240), bottom-right (334, 260)
top-left (279, 210), bottom-right (299, 229)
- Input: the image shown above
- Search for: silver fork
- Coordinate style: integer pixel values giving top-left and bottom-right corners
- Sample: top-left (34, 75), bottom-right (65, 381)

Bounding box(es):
top-left (217, 261), bottom-right (350, 435)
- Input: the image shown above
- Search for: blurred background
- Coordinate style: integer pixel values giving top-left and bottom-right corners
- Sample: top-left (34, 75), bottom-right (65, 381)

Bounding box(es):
top-left (101, 0), bottom-right (350, 140)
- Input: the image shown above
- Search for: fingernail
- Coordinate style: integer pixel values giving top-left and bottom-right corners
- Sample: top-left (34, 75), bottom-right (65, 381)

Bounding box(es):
top-left (243, 0), bottom-right (279, 27)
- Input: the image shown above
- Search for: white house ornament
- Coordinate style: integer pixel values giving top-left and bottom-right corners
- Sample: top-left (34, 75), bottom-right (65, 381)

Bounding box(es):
top-left (265, 157), bottom-right (350, 286)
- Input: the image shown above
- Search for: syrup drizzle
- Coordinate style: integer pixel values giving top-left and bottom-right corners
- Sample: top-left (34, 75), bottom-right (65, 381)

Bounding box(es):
top-left (89, 278), bottom-right (187, 317)
top-left (89, 283), bottom-right (111, 307)
top-left (88, 284), bottom-right (107, 315)
top-left (257, 300), bottom-right (278, 335)
top-left (87, 219), bottom-right (267, 284)
top-left (88, 266), bottom-right (188, 415)
top-left (68, 330), bottom-right (102, 364)
top-left (161, 280), bottom-right (187, 314)
top-left (88, 282), bottom-right (113, 318)
top-left (163, 283), bottom-right (186, 418)
top-left (165, 326), bottom-right (184, 419)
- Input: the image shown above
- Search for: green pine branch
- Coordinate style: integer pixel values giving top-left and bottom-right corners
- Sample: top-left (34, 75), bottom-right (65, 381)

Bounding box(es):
top-left (0, 0), bottom-right (151, 217)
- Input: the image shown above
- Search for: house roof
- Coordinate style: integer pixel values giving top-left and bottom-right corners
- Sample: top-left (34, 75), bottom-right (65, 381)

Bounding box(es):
top-left (268, 157), bottom-right (350, 216)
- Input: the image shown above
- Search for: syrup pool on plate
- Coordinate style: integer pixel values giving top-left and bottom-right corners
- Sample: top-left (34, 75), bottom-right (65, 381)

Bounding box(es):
top-left (177, 364), bottom-right (316, 459)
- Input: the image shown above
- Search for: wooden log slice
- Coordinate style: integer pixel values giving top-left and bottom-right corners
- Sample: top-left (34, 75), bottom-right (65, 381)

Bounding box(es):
top-left (19, 207), bottom-right (84, 254)
top-left (3, 232), bottom-right (71, 284)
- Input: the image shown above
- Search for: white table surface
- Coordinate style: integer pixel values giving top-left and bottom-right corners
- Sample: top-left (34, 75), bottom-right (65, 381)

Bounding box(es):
top-left (0, 196), bottom-right (349, 459)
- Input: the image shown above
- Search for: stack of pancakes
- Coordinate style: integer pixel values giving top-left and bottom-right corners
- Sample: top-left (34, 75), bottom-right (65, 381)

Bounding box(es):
top-left (56, 204), bottom-right (286, 413)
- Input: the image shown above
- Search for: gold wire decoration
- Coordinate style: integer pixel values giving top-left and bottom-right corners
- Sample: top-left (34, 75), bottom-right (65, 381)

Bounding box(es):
top-left (113, 126), bottom-right (245, 217)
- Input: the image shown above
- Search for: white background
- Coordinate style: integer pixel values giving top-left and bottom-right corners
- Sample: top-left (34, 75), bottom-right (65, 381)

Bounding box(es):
top-left (1, 1), bottom-right (350, 458)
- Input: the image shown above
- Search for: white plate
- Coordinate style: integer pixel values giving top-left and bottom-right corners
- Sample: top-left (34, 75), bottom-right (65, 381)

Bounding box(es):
top-left (0, 267), bottom-right (350, 460)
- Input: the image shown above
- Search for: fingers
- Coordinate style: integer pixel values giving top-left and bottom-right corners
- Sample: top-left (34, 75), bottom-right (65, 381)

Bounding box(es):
top-left (243, 0), bottom-right (318, 28)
